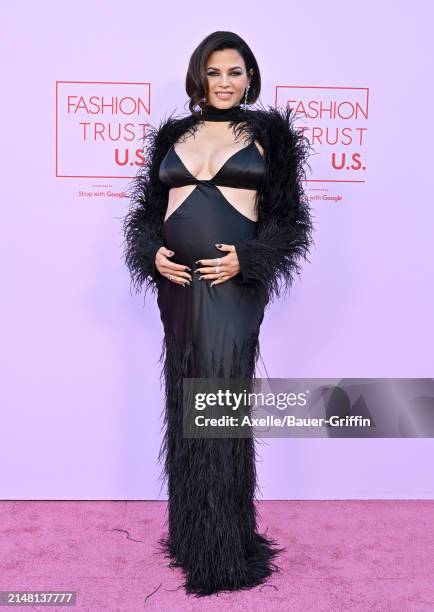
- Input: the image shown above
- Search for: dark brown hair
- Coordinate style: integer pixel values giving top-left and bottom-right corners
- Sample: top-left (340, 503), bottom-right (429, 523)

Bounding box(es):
top-left (185, 31), bottom-right (261, 117)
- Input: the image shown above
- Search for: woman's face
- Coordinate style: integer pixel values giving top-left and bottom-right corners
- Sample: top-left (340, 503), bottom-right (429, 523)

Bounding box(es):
top-left (205, 48), bottom-right (253, 108)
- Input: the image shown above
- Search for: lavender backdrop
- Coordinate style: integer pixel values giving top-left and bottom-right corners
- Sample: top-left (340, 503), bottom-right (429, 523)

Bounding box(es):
top-left (1, 1), bottom-right (433, 500)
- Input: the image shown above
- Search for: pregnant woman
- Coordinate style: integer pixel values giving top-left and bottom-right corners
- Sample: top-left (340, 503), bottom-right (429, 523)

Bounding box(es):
top-left (122, 31), bottom-right (314, 596)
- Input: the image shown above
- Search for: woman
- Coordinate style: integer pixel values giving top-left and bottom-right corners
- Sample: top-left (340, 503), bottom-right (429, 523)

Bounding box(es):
top-left (122, 31), bottom-right (314, 596)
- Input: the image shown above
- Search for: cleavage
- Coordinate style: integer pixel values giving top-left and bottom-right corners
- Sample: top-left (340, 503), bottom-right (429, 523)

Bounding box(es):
top-left (173, 138), bottom-right (251, 181)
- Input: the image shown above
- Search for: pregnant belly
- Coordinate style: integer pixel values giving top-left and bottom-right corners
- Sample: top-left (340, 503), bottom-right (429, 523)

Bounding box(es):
top-left (163, 184), bottom-right (257, 265)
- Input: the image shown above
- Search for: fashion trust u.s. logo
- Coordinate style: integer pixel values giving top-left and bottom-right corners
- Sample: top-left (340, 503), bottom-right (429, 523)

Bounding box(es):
top-left (56, 80), bottom-right (152, 179)
top-left (276, 84), bottom-right (370, 185)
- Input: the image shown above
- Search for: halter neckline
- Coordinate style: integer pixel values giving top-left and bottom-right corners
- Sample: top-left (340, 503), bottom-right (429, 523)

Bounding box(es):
top-left (201, 103), bottom-right (244, 122)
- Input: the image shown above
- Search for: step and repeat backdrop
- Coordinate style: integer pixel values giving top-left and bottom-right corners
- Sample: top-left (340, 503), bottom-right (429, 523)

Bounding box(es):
top-left (1, 1), bottom-right (433, 499)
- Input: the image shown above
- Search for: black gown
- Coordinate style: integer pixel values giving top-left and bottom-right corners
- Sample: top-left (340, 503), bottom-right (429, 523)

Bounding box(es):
top-left (155, 137), bottom-right (283, 595)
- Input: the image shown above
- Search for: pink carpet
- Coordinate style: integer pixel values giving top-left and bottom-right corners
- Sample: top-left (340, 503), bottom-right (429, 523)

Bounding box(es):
top-left (0, 500), bottom-right (433, 611)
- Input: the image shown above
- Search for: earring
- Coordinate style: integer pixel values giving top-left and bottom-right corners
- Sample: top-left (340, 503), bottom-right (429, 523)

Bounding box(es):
top-left (243, 82), bottom-right (250, 109)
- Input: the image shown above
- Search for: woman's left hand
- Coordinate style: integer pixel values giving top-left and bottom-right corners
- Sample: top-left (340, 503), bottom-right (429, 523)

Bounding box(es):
top-left (194, 244), bottom-right (240, 287)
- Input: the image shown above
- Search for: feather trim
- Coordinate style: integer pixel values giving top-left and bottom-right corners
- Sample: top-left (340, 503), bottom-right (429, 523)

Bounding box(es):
top-left (233, 103), bottom-right (315, 306)
top-left (154, 328), bottom-right (285, 596)
top-left (120, 104), bottom-right (315, 306)
top-left (120, 111), bottom-right (198, 304)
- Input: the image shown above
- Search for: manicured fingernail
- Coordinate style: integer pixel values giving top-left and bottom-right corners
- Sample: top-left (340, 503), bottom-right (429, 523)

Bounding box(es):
top-left (215, 244), bottom-right (221, 248)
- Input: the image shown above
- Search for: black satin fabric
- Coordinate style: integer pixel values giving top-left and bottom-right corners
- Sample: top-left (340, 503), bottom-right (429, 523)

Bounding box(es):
top-left (157, 140), bottom-right (267, 357)
top-left (155, 137), bottom-right (281, 595)
top-left (159, 140), bottom-right (265, 190)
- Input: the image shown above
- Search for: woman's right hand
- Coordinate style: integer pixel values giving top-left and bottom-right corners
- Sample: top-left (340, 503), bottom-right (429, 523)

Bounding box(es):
top-left (156, 246), bottom-right (192, 286)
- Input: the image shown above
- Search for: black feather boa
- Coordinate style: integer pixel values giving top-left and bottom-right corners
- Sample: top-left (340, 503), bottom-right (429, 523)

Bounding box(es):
top-left (121, 102), bottom-right (315, 308)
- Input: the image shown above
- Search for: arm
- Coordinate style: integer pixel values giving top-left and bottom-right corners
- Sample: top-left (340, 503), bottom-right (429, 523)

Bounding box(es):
top-left (121, 117), bottom-right (171, 299)
top-left (233, 105), bottom-right (315, 304)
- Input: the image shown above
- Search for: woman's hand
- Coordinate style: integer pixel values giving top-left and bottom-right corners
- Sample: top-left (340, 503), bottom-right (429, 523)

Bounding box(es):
top-left (194, 243), bottom-right (240, 287)
top-left (156, 246), bottom-right (192, 286)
